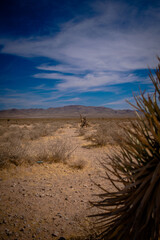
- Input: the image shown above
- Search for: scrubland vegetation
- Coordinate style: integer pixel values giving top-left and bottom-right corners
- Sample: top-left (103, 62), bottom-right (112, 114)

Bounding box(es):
top-left (0, 117), bottom-right (131, 169)
top-left (0, 119), bottom-right (76, 168)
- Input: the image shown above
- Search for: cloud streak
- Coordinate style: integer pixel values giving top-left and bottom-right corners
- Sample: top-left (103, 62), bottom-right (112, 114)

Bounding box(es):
top-left (0, 89), bottom-right (82, 109)
top-left (1, 1), bottom-right (159, 74)
top-left (33, 71), bottom-right (143, 91)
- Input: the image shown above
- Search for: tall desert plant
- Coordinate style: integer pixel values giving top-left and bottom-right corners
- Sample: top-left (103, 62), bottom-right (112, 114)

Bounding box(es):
top-left (90, 58), bottom-right (160, 240)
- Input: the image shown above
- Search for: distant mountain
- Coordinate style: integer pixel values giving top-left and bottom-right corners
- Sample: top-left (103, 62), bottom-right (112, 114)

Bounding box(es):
top-left (0, 105), bottom-right (136, 118)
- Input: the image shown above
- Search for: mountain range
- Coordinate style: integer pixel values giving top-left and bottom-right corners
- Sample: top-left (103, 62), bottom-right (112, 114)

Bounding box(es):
top-left (0, 105), bottom-right (136, 118)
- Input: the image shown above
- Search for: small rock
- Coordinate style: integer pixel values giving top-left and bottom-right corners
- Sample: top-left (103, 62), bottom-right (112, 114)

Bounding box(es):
top-left (83, 184), bottom-right (88, 188)
top-left (3, 219), bottom-right (6, 224)
top-left (5, 229), bottom-right (12, 236)
top-left (36, 228), bottom-right (41, 233)
top-left (11, 183), bottom-right (16, 187)
top-left (52, 231), bottom-right (59, 237)
top-left (15, 232), bottom-right (19, 237)
top-left (56, 213), bottom-right (62, 218)
top-left (39, 194), bottom-right (45, 197)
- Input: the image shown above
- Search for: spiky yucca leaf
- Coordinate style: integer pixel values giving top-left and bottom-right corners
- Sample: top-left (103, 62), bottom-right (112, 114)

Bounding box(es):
top-left (90, 59), bottom-right (160, 240)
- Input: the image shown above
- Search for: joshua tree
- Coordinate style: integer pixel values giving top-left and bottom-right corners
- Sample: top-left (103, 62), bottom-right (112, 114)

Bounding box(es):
top-left (90, 58), bottom-right (160, 240)
top-left (80, 114), bottom-right (89, 128)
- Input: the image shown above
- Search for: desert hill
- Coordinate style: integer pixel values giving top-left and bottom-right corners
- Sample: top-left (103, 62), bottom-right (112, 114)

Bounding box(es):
top-left (0, 105), bottom-right (136, 118)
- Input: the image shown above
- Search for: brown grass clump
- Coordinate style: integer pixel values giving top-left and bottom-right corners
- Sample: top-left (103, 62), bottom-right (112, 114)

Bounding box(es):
top-left (78, 127), bottom-right (86, 136)
top-left (90, 124), bottom-right (109, 146)
top-left (0, 126), bottom-right (6, 136)
top-left (90, 58), bottom-right (160, 240)
top-left (0, 141), bottom-right (28, 168)
top-left (88, 122), bottom-right (123, 146)
top-left (0, 121), bottom-right (64, 143)
top-left (35, 138), bottom-right (73, 164)
top-left (0, 120), bottom-right (66, 168)
top-left (69, 159), bottom-right (86, 170)
top-left (47, 138), bottom-right (73, 164)
top-left (28, 123), bottom-right (55, 140)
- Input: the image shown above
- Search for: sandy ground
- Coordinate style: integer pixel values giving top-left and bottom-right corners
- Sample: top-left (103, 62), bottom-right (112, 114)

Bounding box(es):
top-left (0, 124), bottom-right (115, 240)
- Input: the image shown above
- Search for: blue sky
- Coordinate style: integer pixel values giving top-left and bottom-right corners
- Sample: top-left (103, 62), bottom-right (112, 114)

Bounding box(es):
top-left (0, 0), bottom-right (159, 110)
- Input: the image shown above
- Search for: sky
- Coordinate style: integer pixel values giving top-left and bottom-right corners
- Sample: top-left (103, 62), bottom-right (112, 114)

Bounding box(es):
top-left (0, 0), bottom-right (160, 110)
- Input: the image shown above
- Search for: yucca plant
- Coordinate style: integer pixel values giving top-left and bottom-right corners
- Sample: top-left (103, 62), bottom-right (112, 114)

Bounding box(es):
top-left (90, 58), bottom-right (160, 240)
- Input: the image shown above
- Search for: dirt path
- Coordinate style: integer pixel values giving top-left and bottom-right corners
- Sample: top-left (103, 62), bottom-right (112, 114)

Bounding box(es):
top-left (0, 125), bottom-right (114, 240)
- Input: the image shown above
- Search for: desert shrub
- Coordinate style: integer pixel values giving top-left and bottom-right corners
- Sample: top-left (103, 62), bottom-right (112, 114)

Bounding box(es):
top-left (90, 59), bottom-right (160, 240)
top-left (0, 125), bottom-right (30, 167)
top-left (35, 138), bottom-right (73, 164)
top-left (21, 128), bottom-right (31, 141)
top-left (37, 123), bottom-right (52, 137)
top-left (1, 125), bottom-right (24, 143)
top-left (89, 123), bottom-right (121, 146)
top-left (91, 124), bottom-right (109, 146)
top-left (69, 159), bottom-right (86, 170)
top-left (47, 138), bottom-right (73, 163)
top-left (78, 127), bottom-right (86, 136)
top-left (29, 124), bottom-right (44, 140)
top-left (28, 123), bottom-right (61, 140)
top-left (3, 131), bottom-right (23, 143)
top-left (0, 126), bottom-right (6, 136)
top-left (0, 140), bottom-right (28, 168)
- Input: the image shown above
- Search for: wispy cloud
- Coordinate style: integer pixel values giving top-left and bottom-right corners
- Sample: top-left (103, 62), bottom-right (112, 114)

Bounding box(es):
top-left (33, 71), bottom-right (144, 92)
top-left (106, 96), bottom-right (134, 105)
top-left (0, 1), bottom-right (159, 74)
top-left (0, 92), bottom-right (45, 109)
top-left (37, 64), bottom-right (85, 74)
top-left (0, 88), bottom-right (82, 109)
top-left (56, 97), bottom-right (81, 103)
top-left (103, 96), bottom-right (136, 109)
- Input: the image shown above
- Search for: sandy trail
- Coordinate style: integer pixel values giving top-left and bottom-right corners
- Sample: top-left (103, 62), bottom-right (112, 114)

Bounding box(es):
top-left (0, 124), bottom-right (114, 240)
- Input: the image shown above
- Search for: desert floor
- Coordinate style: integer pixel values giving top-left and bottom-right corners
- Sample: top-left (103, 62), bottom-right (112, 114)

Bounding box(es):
top-left (0, 121), bottom-right (118, 240)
